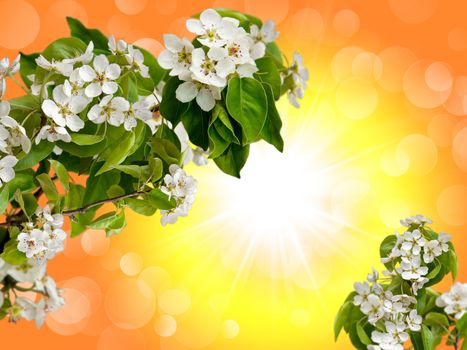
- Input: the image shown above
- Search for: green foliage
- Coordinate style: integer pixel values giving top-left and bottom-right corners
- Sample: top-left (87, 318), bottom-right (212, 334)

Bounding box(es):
top-left (66, 17), bottom-right (109, 51)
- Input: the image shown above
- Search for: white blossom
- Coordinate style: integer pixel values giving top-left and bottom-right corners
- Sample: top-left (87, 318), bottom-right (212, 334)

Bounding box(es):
top-left (139, 90), bottom-right (162, 134)
top-left (401, 229), bottom-right (425, 255)
top-left (35, 124), bottom-right (71, 144)
top-left (361, 294), bottom-right (385, 325)
top-left (35, 55), bottom-right (73, 76)
top-left (190, 48), bottom-right (227, 87)
top-left (249, 20), bottom-right (279, 59)
top-left (17, 229), bottom-right (48, 261)
top-left (160, 164), bottom-right (197, 226)
top-left (436, 282), bottom-right (467, 319)
top-left (87, 95), bottom-right (129, 126)
top-left (0, 155), bottom-right (18, 187)
top-left (423, 240), bottom-right (442, 263)
top-left (158, 34), bottom-right (194, 78)
top-left (108, 35), bottom-right (128, 55)
top-left (41, 85), bottom-right (87, 132)
top-left (176, 76), bottom-right (221, 112)
top-left (79, 54), bottom-right (121, 97)
top-left (353, 281), bottom-right (371, 306)
top-left (0, 101), bottom-right (31, 153)
top-left (186, 8), bottom-right (239, 48)
top-left (63, 68), bottom-right (87, 97)
top-left (406, 309), bottom-right (422, 331)
top-left (122, 100), bottom-right (151, 131)
top-left (126, 45), bottom-right (150, 78)
top-left (16, 297), bottom-right (46, 329)
top-left (0, 55), bottom-right (20, 98)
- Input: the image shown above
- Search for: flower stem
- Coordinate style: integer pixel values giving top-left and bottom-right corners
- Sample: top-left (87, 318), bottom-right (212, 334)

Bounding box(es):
top-left (8, 73), bottom-right (29, 93)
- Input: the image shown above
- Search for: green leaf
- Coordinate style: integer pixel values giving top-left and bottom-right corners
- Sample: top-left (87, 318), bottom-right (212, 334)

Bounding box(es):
top-left (58, 137), bottom-right (107, 157)
top-left (213, 143), bottom-right (250, 178)
top-left (458, 314), bottom-right (467, 335)
top-left (125, 197), bottom-right (157, 216)
top-left (120, 71), bottom-right (139, 103)
top-left (334, 300), bottom-right (352, 341)
top-left (147, 189), bottom-right (176, 210)
top-left (226, 77), bottom-right (268, 144)
top-left (0, 238), bottom-right (27, 265)
top-left (426, 262), bottom-right (442, 279)
top-left (208, 123), bottom-right (230, 159)
top-left (106, 184), bottom-right (125, 198)
top-left (64, 183), bottom-right (85, 210)
top-left (7, 173), bottom-right (35, 198)
top-left (421, 324), bottom-right (435, 350)
top-left (425, 312), bottom-right (449, 328)
top-left (0, 185), bottom-right (9, 214)
top-left (111, 165), bottom-right (142, 178)
top-left (449, 249), bottom-right (458, 280)
top-left (8, 94), bottom-right (40, 111)
top-left (266, 42), bottom-right (284, 65)
top-left (36, 173), bottom-right (58, 202)
top-left (212, 104), bottom-right (239, 144)
top-left (356, 321), bottom-right (371, 345)
top-left (19, 52), bottom-right (39, 88)
top-left (83, 165), bottom-right (121, 205)
top-left (70, 209), bottom-right (95, 237)
top-left (70, 133), bottom-right (105, 145)
top-left (348, 323), bottom-right (367, 350)
top-left (96, 131), bottom-right (135, 176)
top-left (42, 37), bottom-right (87, 61)
top-left (255, 56), bottom-right (281, 100)
top-left (150, 139), bottom-right (181, 166)
top-left (66, 17), bottom-right (108, 51)
top-left (15, 141), bottom-right (54, 171)
top-left (88, 211), bottom-right (117, 229)
top-left (49, 159), bottom-right (69, 191)
top-left (159, 76), bottom-right (189, 125)
top-left (148, 157), bottom-right (163, 182)
top-left (181, 102), bottom-right (210, 150)
top-left (259, 83), bottom-right (284, 152)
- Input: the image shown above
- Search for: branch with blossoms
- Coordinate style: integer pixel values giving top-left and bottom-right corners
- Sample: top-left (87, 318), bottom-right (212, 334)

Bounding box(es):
top-left (335, 215), bottom-right (466, 350)
top-left (0, 9), bottom-right (308, 327)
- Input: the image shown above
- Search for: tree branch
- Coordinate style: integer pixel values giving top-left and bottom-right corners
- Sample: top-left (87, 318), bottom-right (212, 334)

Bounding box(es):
top-left (0, 190), bottom-right (147, 226)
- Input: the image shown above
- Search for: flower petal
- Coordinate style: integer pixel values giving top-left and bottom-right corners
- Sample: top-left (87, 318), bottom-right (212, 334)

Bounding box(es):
top-left (102, 81), bottom-right (118, 95)
top-left (41, 100), bottom-right (59, 118)
top-left (66, 114), bottom-right (85, 132)
top-left (85, 82), bottom-right (102, 98)
top-left (79, 65), bottom-right (96, 82)
top-left (105, 63), bottom-right (121, 80)
top-left (93, 54), bottom-right (109, 73)
top-left (196, 88), bottom-right (215, 111)
top-left (176, 82), bottom-right (198, 103)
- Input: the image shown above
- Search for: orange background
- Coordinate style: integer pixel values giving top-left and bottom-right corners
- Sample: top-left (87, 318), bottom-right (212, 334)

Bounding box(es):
top-left (1, 0), bottom-right (467, 349)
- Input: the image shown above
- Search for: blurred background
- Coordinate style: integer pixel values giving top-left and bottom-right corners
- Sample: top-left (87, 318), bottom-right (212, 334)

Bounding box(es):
top-left (1, 0), bottom-right (467, 349)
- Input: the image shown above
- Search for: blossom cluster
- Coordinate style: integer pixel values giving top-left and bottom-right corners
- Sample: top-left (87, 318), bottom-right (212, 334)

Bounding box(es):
top-left (160, 164), bottom-right (197, 226)
top-left (284, 52), bottom-right (309, 108)
top-left (380, 214), bottom-right (451, 294)
top-left (0, 258), bottom-right (64, 328)
top-left (16, 205), bottom-right (67, 264)
top-left (158, 8), bottom-right (280, 111)
top-left (353, 269), bottom-right (422, 350)
top-left (33, 39), bottom-right (162, 145)
top-left (436, 282), bottom-right (467, 320)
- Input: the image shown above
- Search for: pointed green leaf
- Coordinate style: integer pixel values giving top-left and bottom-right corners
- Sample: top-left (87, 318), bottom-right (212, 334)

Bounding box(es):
top-left (49, 159), bottom-right (69, 191)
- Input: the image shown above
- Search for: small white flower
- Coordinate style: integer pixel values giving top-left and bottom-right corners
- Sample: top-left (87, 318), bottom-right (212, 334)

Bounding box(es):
top-left (436, 282), bottom-right (467, 319)
top-left (367, 268), bottom-right (379, 283)
top-left (353, 281), bottom-right (371, 306)
top-left (176, 76), bottom-right (221, 112)
top-left (139, 91), bottom-right (163, 134)
top-left (398, 255), bottom-right (428, 280)
top-left (158, 34), bottom-right (194, 78)
top-left (249, 20), bottom-right (279, 59)
top-left (35, 124), bottom-right (71, 144)
top-left (186, 8), bottom-right (239, 48)
top-left (192, 147), bottom-right (209, 166)
top-left (35, 55), bottom-right (73, 77)
top-left (79, 54), bottom-right (121, 97)
top-left (122, 100), bottom-right (151, 131)
top-left (423, 240), bottom-right (442, 263)
top-left (361, 294), bottom-right (384, 325)
top-left (0, 55), bottom-right (20, 98)
top-left (401, 229), bottom-right (425, 255)
top-left (6, 261), bottom-right (46, 283)
top-left (87, 95), bottom-right (129, 126)
top-left (438, 232), bottom-right (451, 252)
top-left (190, 48), bottom-right (227, 87)
top-left (63, 68), bottom-right (87, 97)
top-left (16, 297), bottom-right (46, 329)
top-left (236, 63), bottom-right (258, 78)
top-left (108, 35), bottom-right (128, 55)
top-left (126, 45), bottom-right (150, 78)
top-left (0, 101), bottom-right (31, 153)
top-left (31, 80), bottom-right (54, 99)
top-left (0, 155), bottom-right (18, 187)
top-left (41, 85), bottom-right (87, 132)
top-left (17, 229), bottom-right (48, 260)
top-left (406, 309), bottom-right (422, 331)
top-left (385, 321), bottom-right (409, 343)
top-left (62, 41), bottom-right (94, 64)
top-left (286, 52), bottom-right (309, 108)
